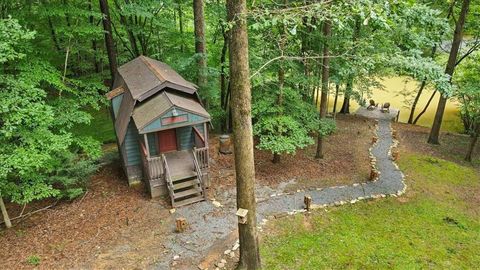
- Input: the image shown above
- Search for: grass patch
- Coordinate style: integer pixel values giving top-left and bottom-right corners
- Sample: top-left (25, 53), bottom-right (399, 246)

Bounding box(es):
top-left (73, 107), bottom-right (115, 144)
top-left (261, 154), bottom-right (480, 269)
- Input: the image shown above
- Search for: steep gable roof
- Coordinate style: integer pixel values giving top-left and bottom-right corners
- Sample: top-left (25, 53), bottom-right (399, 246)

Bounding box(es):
top-left (110, 56), bottom-right (203, 145)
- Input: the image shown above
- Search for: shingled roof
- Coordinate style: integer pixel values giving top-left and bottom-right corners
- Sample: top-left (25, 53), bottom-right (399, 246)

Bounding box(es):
top-left (110, 56), bottom-right (203, 145)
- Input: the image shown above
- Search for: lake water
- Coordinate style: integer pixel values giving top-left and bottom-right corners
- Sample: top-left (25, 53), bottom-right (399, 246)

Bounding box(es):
top-left (326, 76), bottom-right (463, 133)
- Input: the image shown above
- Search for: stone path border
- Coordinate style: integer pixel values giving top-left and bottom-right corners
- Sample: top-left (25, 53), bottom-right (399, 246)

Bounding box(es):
top-left (159, 118), bottom-right (407, 269)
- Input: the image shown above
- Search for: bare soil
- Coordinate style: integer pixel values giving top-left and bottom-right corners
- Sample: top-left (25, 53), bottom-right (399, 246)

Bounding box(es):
top-left (0, 162), bottom-right (171, 270)
top-left (209, 114), bottom-right (375, 193)
top-left (0, 114), bottom-right (376, 269)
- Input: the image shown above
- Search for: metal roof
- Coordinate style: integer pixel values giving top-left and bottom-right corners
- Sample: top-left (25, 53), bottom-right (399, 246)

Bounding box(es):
top-left (132, 91), bottom-right (210, 131)
top-left (113, 56), bottom-right (201, 145)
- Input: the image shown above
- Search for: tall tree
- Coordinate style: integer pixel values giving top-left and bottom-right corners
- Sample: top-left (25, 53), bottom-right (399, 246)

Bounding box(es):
top-left (316, 20), bottom-right (331, 159)
top-left (99, 0), bottom-right (117, 85)
top-left (428, 0), bottom-right (471, 144)
top-left (194, 0), bottom-right (208, 103)
top-left (227, 0), bottom-right (261, 268)
top-left (0, 195), bottom-right (11, 228)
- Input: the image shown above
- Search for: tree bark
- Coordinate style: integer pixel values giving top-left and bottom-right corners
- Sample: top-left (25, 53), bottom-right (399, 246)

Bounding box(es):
top-left (220, 23), bottom-right (229, 133)
top-left (99, 0), bottom-right (118, 87)
top-left (339, 18), bottom-right (361, 114)
top-left (227, 0), bottom-right (261, 268)
top-left (193, 0), bottom-right (208, 104)
top-left (428, 0), bottom-right (470, 144)
top-left (316, 20), bottom-right (331, 159)
top-left (89, 0), bottom-right (100, 73)
top-left (177, 0), bottom-right (185, 52)
top-left (0, 195), bottom-right (12, 228)
top-left (333, 83), bottom-right (339, 114)
top-left (465, 133), bottom-right (478, 162)
top-left (413, 90), bottom-right (437, 124)
top-left (408, 79), bottom-right (427, 124)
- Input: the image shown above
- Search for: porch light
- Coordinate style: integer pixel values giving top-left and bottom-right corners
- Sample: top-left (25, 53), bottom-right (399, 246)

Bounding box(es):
top-left (172, 108), bottom-right (178, 116)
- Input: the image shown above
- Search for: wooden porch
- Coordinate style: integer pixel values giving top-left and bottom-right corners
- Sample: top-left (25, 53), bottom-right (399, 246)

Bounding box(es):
top-left (139, 126), bottom-right (209, 207)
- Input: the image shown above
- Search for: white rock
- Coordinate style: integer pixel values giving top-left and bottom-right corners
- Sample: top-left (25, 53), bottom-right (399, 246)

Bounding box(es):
top-left (212, 200), bottom-right (223, 207)
top-left (232, 243), bottom-right (240, 251)
top-left (224, 249), bottom-right (231, 255)
top-left (169, 209), bottom-right (176, 214)
top-left (221, 259), bottom-right (227, 264)
top-left (173, 255), bottom-right (180, 260)
top-left (229, 251), bottom-right (235, 258)
top-left (216, 262), bottom-right (225, 268)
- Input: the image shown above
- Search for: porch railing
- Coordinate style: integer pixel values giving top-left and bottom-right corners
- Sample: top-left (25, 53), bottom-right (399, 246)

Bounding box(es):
top-left (193, 147), bottom-right (209, 171)
top-left (161, 154), bottom-right (175, 206)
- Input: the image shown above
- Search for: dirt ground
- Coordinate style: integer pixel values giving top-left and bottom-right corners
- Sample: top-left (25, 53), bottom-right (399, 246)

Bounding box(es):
top-left (209, 114), bottom-right (375, 193)
top-left (0, 162), bottom-right (172, 270)
top-left (0, 115), bottom-right (378, 269)
top-left (393, 122), bottom-right (480, 169)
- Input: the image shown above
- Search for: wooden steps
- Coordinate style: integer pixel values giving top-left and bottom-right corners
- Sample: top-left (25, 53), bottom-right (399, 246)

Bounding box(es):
top-left (163, 150), bottom-right (207, 208)
top-left (170, 174), bottom-right (205, 207)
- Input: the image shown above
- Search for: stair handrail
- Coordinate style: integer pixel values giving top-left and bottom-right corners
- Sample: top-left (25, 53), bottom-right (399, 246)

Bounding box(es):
top-left (192, 148), bottom-right (207, 199)
top-left (161, 154), bottom-right (175, 206)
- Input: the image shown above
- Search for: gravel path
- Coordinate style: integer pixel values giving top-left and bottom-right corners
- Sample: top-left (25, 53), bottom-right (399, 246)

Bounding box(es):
top-left (157, 118), bottom-right (406, 269)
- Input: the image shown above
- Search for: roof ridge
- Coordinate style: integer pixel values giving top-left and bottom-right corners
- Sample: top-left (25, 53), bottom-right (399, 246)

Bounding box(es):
top-left (140, 56), bottom-right (166, 82)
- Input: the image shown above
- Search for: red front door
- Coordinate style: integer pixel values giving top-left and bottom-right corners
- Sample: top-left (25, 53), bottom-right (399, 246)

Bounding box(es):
top-left (158, 129), bottom-right (177, 153)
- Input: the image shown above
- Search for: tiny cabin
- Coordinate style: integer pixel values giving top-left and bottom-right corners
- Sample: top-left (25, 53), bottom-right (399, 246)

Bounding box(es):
top-left (106, 56), bottom-right (211, 207)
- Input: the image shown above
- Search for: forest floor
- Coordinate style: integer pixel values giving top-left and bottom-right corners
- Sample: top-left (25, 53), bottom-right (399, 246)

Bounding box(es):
top-left (260, 122), bottom-right (480, 269)
top-left (0, 115), bottom-right (478, 269)
top-left (0, 114), bottom-right (374, 270)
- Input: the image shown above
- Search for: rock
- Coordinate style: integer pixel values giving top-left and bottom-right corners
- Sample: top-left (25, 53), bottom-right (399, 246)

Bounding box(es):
top-left (232, 243), bottom-right (239, 251)
top-left (212, 200), bottom-right (223, 207)
top-left (169, 208), bottom-right (176, 214)
top-left (216, 262), bottom-right (225, 268)
top-left (221, 259), bottom-right (227, 264)
top-left (224, 249), bottom-right (231, 255)
top-left (173, 255), bottom-right (180, 260)
top-left (229, 251), bottom-right (235, 258)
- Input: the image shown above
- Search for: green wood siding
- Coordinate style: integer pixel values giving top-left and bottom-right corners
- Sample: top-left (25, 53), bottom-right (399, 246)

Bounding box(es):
top-left (147, 133), bottom-right (158, 156)
top-left (177, 126), bottom-right (194, 150)
top-left (141, 108), bottom-right (208, 133)
top-left (124, 120), bottom-right (141, 166)
top-left (111, 94), bottom-right (124, 119)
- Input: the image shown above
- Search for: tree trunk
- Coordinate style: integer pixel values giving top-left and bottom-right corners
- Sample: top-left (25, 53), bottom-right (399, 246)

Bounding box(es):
top-left (0, 195), bottom-right (12, 228)
top-left (340, 80), bottom-right (352, 114)
top-left (339, 17), bottom-right (361, 114)
top-left (408, 79), bottom-right (427, 124)
top-left (465, 134), bottom-right (478, 162)
top-left (409, 45), bottom-right (438, 124)
top-left (99, 0), bottom-right (118, 87)
top-left (220, 21), bottom-right (229, 133)
top-left (89, 0), bottom-right (100, 73)
top-left (333, 83), bottom-right (339, 114)
top-left (193, 0), bottom-right (208, 105)
top-left (227, 0), bottom-right (261, 268)
top-left (177, 0), bottom-right (185, 52)
top-left (316, 20), bottom-right (331, 159)
top-left (413, 90), bottom-right (437, 124)
top-left (428, 0), bottom-right (470, 144)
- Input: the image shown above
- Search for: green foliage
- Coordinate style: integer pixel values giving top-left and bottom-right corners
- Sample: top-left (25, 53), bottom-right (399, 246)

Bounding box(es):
top-left (0, 18), bottom-right (103, 205)
top-left (253, 86), bottom-right (320, 155)
top-left (454, 53), bottom-right (480, 136)
top-left (26, 255), bottom-right (41, 266)
top-left (0, 16), bottom-right (35, 63)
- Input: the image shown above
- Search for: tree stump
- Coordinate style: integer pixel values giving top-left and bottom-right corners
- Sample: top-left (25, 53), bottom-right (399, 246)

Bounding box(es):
top-left (304, 195), bottom-right (312, 211)
top-left (176, 218), bottom-right (187, 233)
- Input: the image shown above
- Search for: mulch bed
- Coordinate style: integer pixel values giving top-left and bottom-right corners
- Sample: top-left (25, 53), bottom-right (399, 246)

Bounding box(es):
top-left (209, 114), bottom-right (376, 192)
top-left (0, 162), bottom-right (170, 270)
top-left (0, 114), bottom-right (376, 269)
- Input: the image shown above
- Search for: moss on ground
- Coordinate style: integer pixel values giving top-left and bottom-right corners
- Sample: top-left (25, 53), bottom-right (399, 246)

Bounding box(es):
top-left (261, 153), bottom-right (480, 269)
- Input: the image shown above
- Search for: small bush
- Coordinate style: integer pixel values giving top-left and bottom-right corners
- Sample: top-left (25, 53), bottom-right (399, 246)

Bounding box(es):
top-left (26, 255), bottom-right (40, 266)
